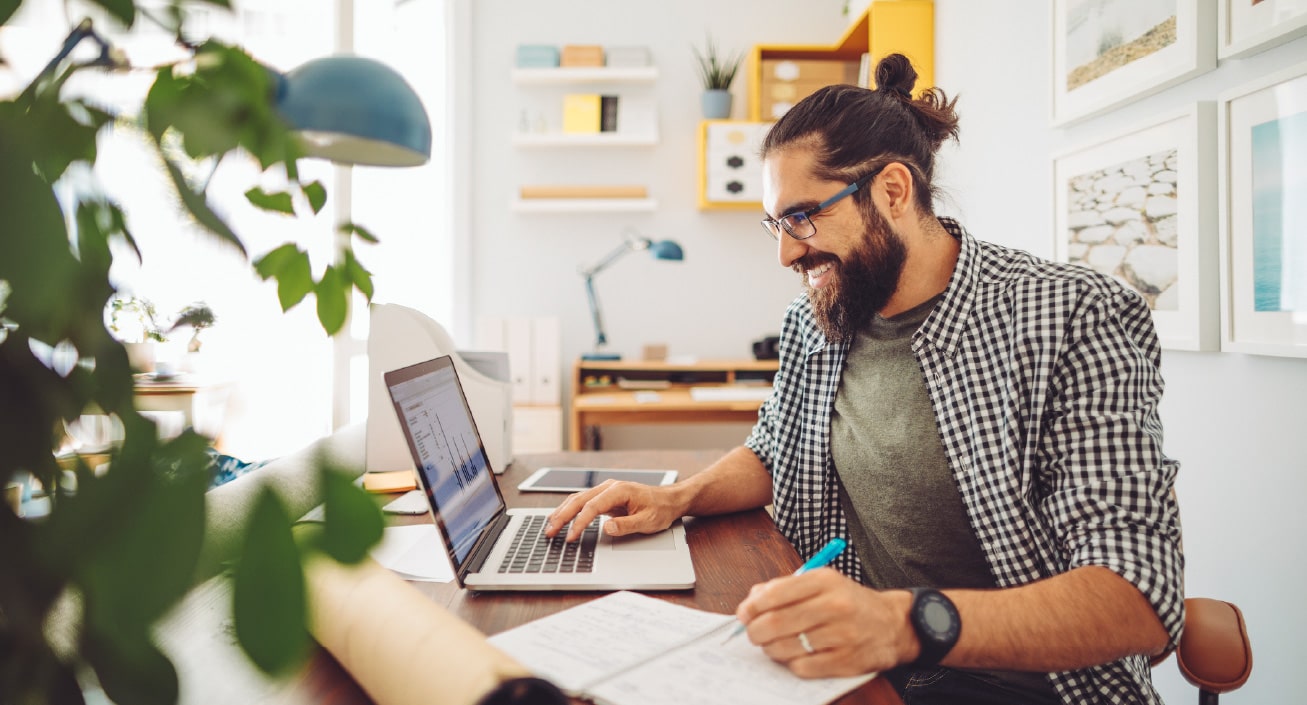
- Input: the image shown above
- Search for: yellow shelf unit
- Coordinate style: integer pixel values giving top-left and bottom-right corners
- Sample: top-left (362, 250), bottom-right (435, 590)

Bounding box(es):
top-left (746, 0), bottom-right (934, 121)
top-left (697, 120), bottom-right (773, 211)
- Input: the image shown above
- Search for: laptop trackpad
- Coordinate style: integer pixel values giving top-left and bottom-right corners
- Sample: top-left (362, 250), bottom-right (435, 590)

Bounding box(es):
top-left (608, 530), bottom-right (676, 551)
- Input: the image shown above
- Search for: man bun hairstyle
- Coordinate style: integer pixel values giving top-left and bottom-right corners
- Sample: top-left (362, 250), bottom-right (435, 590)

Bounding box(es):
top-left (761, 53), bottom-right (960, 215)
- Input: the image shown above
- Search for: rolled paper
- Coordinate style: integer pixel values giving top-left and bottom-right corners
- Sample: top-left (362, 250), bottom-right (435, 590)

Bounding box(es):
top-left (303, 553), bottom-right (532, 705)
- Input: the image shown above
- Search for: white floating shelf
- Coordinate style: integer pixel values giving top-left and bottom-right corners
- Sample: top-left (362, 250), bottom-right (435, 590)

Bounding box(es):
top-left (511, 67), bottom-right (659, 85)
top-left (512, 132), bottom-right (659, 147)
top-left (512, 198), bottom-right (658, 213)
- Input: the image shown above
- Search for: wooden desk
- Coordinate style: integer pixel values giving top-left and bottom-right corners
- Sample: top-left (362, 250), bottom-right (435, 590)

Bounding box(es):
top-left (167, 450), bottom-right (901, 705)
top-left (570, 359), bottom-right (778, 450)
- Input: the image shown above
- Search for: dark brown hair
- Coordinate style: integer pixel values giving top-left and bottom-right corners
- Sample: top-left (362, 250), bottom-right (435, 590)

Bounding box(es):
top-left (760, 53), bottom-right (959, 215)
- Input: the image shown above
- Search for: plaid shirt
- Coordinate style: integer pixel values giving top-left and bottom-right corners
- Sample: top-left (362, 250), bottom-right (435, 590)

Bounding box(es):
top-left (744, 218), bottom-right (1184, 704)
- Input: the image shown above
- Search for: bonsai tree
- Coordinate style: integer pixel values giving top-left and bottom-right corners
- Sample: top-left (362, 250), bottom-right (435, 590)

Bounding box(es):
top-left (168, 302), bottom-right (217, 353)
top-left (0, 2), bottom-right (384, 703)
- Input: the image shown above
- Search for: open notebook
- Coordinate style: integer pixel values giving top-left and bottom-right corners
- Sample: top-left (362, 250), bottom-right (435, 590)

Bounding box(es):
top-left (488, 590), bottom-right (875, 705)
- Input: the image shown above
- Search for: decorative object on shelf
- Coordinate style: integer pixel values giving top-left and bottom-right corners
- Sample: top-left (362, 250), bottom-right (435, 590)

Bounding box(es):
top-left (1218, 60), bottom-right (1307, 358)
top-left (605, 46), bottom-right (652, 68)
top-left (168, 302), bottom-right (217, 353)
top-left (692, 34), bottom-right (743, 119)
top-left (699, 120), bottom-right (773, 210)
top-left (1052, 0), bottom-right (1215, 126)
top-left (1053, 103), bottom-right (1218, 352)
top-left (578, 229), bottom-right (684, 361)
top-left (1218, 0), bottom-right (1307, 59)
top-left (561, 44), bottom-right (605, 68)
top-left (0, 8), bottom-right (426, 701)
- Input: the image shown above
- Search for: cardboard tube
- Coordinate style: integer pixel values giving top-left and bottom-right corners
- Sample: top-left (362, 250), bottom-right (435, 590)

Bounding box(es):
top-left (304, 554), bottom-right (531, 705)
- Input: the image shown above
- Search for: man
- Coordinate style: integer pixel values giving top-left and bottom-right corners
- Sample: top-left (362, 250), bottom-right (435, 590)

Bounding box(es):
top-left (546, 54), bottom-right (1183, 705)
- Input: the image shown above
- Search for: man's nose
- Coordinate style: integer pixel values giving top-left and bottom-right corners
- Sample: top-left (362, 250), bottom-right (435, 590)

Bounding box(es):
top-left (778, 231), bottom-right (809, 269)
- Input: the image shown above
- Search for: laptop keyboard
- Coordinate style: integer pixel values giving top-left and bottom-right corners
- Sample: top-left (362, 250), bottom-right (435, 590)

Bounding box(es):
top-left (497, 514), bottom-right (600, 574)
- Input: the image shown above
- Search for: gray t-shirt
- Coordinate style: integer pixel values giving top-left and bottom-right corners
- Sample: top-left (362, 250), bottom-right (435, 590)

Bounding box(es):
top-left (831, 295), bottom-right (1058, 702)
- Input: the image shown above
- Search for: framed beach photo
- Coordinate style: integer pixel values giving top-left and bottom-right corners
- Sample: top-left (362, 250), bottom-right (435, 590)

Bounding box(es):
top-left (1052, 0), bottom-right (1216, 125)
top-left (1219, 0), bottom-right (1307, 59)
top-left (1219, 62), bottom-right (1307, 357)
top-left (1054, 104), bottom-right (1219, 351)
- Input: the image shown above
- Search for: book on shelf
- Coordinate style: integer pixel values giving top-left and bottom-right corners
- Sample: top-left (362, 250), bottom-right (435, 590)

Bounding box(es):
top-left (487, 590), bottom-right (875, 705)
top-left (563, 93), bottom-right (602, 133)
top-left (600, 94), bottom-right (619, 132)
top-left (519, 185), bottom-right (648, 200)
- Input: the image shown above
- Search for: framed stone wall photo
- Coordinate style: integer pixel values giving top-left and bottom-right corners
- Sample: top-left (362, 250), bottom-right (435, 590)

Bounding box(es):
top-left (1219, 0), bottom-right (1307, 59)
top-left (1219, 61), bottom-right (1307, 358)
top-left (1053, 103), bottom-right (1220, 351)
top-left (1052, 0), bottom-right (1216, 125)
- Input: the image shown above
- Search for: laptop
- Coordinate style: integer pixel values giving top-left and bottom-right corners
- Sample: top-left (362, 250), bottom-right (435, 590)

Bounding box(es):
top-left (384, 355), bottom-right (696, 591)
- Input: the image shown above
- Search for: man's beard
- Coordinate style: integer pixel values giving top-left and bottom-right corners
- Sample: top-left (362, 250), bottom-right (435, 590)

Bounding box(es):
top-left (796, 205), bottom-right (907, 342)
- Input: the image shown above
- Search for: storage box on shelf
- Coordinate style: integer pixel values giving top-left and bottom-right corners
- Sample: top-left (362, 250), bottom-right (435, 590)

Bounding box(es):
top-left (698, 120), bottom-right (773, 210)
top-left (747, 0), bottom-right (934, 121)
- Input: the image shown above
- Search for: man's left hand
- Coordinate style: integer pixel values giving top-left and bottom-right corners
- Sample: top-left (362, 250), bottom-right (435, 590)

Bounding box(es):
top-left (735, 568), bottom-right (917, 678)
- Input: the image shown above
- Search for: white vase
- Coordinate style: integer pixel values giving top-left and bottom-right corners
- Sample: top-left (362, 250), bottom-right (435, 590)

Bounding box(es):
top-left (123, 342), bottom-right (155, 373)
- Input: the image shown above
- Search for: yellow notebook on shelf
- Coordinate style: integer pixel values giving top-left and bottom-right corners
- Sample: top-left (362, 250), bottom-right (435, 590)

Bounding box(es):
top-left (562, 93), bottom-right (602, 134)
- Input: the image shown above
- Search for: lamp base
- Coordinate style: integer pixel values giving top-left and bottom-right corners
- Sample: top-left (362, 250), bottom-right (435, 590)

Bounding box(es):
top-left (581, 352), bottom-right (622, 361)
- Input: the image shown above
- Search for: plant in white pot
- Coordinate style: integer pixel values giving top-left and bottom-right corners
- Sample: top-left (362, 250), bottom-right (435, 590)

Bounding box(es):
top-left (692, 34), bottom-right (743, 119)
top-left (106, 294), bottom-right (166, 372)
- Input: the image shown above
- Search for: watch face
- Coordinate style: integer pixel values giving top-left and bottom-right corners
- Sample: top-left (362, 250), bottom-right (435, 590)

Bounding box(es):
top-left (921, 599), bottom-right (955, 636)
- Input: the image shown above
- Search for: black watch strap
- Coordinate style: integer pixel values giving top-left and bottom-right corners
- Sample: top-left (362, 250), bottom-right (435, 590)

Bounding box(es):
top-left (908, 588), bottom-right (961, 668)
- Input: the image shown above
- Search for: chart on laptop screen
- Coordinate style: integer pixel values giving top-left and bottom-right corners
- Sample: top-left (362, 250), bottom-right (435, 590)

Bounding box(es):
top-left (390, 363), bottom-right (500, 562)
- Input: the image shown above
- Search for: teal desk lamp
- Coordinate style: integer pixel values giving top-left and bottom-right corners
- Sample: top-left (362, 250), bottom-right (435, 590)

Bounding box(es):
top-left (580, 229), bottom-right (684, 361)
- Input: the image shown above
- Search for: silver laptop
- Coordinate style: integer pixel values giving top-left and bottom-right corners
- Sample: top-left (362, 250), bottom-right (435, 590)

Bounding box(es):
top-left (384, 355), bottom-right (696, 591)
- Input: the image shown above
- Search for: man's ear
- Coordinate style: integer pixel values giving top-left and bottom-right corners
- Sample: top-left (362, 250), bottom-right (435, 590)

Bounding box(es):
top-left (878, 162), bottom-right (916, 219)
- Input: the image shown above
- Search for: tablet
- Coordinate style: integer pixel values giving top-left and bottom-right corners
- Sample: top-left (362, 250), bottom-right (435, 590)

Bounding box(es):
top-left (516, 467), bottom-right (678, 493)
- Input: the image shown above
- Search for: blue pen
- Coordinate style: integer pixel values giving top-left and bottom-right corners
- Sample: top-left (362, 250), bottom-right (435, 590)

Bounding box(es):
top-left (721, 537), bottom-right (848, 644)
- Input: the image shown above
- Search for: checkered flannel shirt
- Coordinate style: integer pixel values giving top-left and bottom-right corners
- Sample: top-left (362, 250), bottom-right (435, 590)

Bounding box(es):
top-left (744, 218), bottom-right (1184, 704)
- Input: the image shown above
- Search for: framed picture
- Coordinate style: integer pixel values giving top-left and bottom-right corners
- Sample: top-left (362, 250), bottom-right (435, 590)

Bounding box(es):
top-left (1219, 0), bottom-right (1307, 59)
top-left (1052, 0), bottom-right (1216, 125)
top-left (1053, 104), bottom-right (1219, 351)
top-left (1219, 61), bottom-right (1307, 357)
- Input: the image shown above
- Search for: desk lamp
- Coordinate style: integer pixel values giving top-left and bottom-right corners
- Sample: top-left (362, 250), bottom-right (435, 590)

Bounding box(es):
top-left (580, 229), bottom-right (684, 361)
top-left (35, 19), bottom-right (431, 167)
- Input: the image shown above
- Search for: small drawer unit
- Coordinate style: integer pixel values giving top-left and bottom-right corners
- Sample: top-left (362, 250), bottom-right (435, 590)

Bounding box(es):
top-left (698, 120), bottom-right (773, 210)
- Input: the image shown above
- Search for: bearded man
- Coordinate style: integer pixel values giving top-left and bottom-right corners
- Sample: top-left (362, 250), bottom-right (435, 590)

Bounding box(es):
top-left (546, 54), bottom-right (1183, 705)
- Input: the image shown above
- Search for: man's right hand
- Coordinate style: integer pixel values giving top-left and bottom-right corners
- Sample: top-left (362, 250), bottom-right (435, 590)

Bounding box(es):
top-left (544, 479), bottom-right (686, 541)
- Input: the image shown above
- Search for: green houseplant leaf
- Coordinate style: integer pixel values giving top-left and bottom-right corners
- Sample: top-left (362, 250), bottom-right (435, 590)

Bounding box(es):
top-left (232, 488), bottom-right (310, 674)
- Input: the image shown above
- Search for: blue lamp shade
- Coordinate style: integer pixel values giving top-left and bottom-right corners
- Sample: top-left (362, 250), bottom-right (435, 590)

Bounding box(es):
top-left (649, 240), bottom-right (684, 261)
top-left (274, 56), bottom-right (432, 167)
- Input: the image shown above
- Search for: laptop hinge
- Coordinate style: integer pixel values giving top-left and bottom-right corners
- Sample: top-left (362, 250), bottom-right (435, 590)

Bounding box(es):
top-left (464, 511), bottom-right (510, 576)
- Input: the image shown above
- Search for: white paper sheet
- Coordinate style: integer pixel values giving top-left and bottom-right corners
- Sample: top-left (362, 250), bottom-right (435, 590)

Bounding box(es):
top-left (370, 524), bottom-right (455, 582)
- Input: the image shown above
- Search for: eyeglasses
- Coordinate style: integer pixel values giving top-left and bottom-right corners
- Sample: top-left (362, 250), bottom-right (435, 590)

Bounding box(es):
top-left (761, 167), bottom-right (883, 241)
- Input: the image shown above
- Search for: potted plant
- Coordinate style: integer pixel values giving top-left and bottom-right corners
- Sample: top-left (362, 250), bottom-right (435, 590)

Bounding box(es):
top-left (106, 294), bottom-right (167, 372)
top-left (169, 301), bottom-right (217, 353)
top-left (0, 4), bottom-right (384, 702)
top-left (692, 34), bottom-right (743, 119)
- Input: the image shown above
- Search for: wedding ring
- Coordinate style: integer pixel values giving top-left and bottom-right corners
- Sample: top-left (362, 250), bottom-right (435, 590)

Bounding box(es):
top-left (798, 631), bottom-right (815, 655)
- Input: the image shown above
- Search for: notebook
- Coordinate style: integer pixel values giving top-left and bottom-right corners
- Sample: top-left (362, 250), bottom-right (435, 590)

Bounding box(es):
top-left (383, 355), bottom-right (696, 591)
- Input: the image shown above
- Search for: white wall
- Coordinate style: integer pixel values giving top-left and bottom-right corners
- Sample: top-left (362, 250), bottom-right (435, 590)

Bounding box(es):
top-left (466, 1), bottom-right (1306, 700)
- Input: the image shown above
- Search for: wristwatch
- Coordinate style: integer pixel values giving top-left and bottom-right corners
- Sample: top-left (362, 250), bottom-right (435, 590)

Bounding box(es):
top-left (907, 588), bottom-right (961, 668)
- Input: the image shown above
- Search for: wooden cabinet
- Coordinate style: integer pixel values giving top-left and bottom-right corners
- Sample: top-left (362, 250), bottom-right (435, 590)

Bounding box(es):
top-left (569, 358), bottom-right (779, 449)
top-left (511, 66), bottom-right (659, 214)
top-left (747, 0), bottom-right (934, 121)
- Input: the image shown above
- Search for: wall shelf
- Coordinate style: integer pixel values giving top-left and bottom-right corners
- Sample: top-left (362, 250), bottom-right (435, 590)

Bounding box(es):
top-left (512, 131), bottom-right (659, 147)
top-left (511, 198), bottom-right (658, 214)
top-left (511, 67), bottom-right (659, 85)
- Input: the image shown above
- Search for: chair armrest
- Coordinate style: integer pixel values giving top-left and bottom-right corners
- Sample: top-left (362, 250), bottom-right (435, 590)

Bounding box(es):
top-left (1176, 597), bottom-right (1252, 694)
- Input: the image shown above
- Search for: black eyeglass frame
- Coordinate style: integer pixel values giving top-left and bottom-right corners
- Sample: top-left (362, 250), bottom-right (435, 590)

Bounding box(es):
top-left (761, 166), bottom-right (884, 241)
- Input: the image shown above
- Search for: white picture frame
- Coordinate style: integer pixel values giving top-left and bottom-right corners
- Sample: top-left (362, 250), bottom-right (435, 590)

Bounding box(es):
top-left (1218, 61), bottom-right (1307, 357)
top-left (1052, 0), bottom-right (1216, 126)
top-left (1053, 104), bottom-right (1219, 351)
top-left (1219, 0), bottom-right (1307, 59)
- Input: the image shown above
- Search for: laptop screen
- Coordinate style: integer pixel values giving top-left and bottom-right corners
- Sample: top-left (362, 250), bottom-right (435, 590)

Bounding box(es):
top-left (384, 356), bottom-right (506, 567)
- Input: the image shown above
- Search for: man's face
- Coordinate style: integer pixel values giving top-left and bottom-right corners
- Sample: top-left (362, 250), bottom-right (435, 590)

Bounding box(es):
top-left (762, 147), bottom-right (907, 341)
